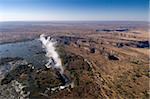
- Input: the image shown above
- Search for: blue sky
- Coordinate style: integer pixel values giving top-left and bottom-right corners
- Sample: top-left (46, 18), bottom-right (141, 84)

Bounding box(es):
top-left (0, 0), bottom-right (149, 21)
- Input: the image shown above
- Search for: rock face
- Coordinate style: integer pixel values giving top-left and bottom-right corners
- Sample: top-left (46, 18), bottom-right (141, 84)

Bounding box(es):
top-left (0, 50), bottom-right (98, 98)
top-left (108, 54), bottom-right (120, 60)
top-left (90, 47), bottom-right (96, 53)
top-left (0, 57), bottom-right (61, 98)
top-left (0, 57), bottom-right (23, 65)
top-left (116, 43), bottom-right (124, 48)
top-left (115, 41), bottom-right (149, 48)
top-left (115, 29), bottom-right (129, 32)
top-left (96, 28), bottom-right (129, 32)
top-left (0, 58), bottom-right (30, 99)
top-left (1, 64), bottom-right (33, 85)
top-left (0, 53), bottom-right (81, 98)
top-left (136, 41), bottom-right (149, 48)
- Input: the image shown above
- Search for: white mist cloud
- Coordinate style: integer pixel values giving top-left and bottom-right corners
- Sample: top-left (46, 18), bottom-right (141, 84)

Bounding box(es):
top-left (39, 34), bottom-right (64, 74)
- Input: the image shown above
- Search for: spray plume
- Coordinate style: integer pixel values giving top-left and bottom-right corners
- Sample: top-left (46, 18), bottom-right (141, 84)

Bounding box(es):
top-left (39, 34), bottom-right (64, 74)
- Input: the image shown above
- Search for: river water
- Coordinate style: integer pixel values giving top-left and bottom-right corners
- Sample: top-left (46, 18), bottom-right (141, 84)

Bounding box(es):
top-left (0, 39), bottom-right (47, 68)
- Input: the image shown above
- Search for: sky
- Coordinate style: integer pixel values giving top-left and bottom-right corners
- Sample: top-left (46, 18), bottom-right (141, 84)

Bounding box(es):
top-left (0, 0), bottom-right (149, 21)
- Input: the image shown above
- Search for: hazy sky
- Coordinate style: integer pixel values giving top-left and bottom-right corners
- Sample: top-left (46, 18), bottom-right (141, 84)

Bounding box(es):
top-left (0, 0), bottom-right (149, 21)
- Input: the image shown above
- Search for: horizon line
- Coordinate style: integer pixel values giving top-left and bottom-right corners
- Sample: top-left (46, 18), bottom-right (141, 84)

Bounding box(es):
top-left (0, 20), bottom-right (148, 22)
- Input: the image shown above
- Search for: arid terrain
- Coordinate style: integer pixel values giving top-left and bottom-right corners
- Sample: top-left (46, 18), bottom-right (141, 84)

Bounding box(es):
top-left (0, 21), bottom-right (149, 99)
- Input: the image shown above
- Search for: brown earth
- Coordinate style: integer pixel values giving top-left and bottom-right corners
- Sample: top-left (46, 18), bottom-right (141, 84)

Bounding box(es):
top-left (0, 21), bottom-right (149, 98)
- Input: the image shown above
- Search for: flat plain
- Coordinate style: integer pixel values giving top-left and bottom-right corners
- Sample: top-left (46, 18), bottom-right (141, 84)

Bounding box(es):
top-left (0, 21), bottom-right (149, 98)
